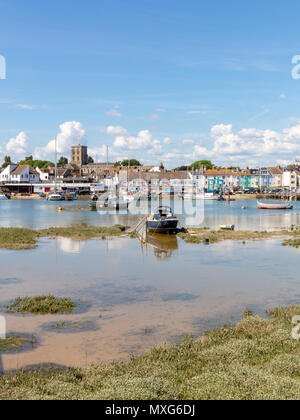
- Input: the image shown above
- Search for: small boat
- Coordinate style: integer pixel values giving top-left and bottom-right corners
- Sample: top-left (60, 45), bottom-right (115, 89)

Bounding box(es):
top-left (47, 193), bottom-right (63, 202)
top-left (220, 224), bottom-right (235, 231)
top-left (147, 206), bottom-right (179, 234)
top-left (97, 195), bottom-right (133, 210)
top-left (257, 201), bottom-right (293, 210)
top-left (194, 192), bottom-right (217, 200)
top-left (0, 192), bottom-right (8, 200)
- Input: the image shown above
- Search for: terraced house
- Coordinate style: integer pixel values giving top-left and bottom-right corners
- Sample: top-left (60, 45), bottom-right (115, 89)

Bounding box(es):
top-left (204, 168), bottom-right (275, 190)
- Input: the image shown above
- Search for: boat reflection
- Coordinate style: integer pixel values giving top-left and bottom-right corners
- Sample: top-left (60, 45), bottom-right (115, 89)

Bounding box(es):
top-left (145, 233), bottom-right (179, 260)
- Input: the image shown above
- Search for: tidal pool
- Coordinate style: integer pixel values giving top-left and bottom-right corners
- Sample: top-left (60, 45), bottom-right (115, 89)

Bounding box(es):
top-left (0, 233), bottom-right (300, 373)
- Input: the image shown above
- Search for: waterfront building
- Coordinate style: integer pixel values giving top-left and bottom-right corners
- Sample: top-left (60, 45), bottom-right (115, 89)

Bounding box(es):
top-left (0, 164), bottom-right (18, 183)
top-left (10, 165), bottom-right (40, 184)
top-left (0, 164), bottom-right (40, 184)
top-left (268, 167), bottom-right (283, 187)
top-left (283, 170), bottom-right (299, 190)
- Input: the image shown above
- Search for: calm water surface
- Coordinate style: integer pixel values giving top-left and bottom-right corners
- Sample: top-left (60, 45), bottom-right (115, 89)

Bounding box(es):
top-left (0, 199), bottom-right (300, 372)
top-left (1, 198), bottom-right (300, 230)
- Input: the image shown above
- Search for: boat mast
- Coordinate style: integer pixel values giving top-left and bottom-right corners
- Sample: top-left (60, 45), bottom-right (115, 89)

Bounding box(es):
top-left (54, 136), bottom-right (57, 193)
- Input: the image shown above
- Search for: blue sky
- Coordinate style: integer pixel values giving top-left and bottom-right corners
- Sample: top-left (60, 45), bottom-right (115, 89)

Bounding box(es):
top-left (1, 0), bottom-right (300, 167)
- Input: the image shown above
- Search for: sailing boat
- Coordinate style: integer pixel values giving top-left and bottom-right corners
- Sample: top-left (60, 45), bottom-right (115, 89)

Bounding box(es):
top-left (47, 136), bottom-right (62, 202)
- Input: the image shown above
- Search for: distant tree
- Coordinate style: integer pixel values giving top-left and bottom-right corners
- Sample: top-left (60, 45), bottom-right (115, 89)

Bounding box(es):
top-left (88, 156), bottom-right (94, 164)
top-left (189, 160), bottom-right (214, 170)
top-left (18, 156), bottom-right (54, 169)
top-left (33, 160), bottom-right (55, 169)
top-left (115, 159), bottom-right (142, 167)
top-left (19, 156), bottom-right (34, 166)
top-left (2, 156), bottom-right (12, 168)
top-left (57, 157), bottom-right (68, 167)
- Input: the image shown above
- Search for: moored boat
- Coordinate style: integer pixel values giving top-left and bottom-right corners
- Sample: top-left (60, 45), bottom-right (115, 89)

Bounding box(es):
top-left (257, 201), bottom-right (293, 210)
top-left (147, 206), bottom-right (179, 234)
top-left (220, 224), bottom-right (235, 231)
top-left (0, 192), bottom-right (8, 200)
top-left (47, 193), bottom-right (63, 202)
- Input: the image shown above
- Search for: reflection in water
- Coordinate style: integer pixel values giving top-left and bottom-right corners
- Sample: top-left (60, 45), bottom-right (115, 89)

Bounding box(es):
top-left (145, 234), bottom-right (179, 260)
top-left (58, 238), bottom-right (84, 254)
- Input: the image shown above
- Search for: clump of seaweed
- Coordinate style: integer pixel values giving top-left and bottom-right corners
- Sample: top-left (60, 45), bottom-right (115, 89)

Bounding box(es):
top-left (282, 238), bottom-right (300, 248)
top-left (7, 295), bottom-right (76, 315)
top-left (0, 334), bottom-right (35, 352)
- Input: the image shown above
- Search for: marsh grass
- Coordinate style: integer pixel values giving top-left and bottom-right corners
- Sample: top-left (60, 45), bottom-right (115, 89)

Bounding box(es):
top-left (0, 228), bottom-right (38, 250)
top-left (0, 225), bottom-right (127, 250)
top-left (39, 224), bottom-right (127, 241)
top-left (178, 229), bottom-right (294, 245)
top-left (7, 295), bottom-right (76, 315)
top-left (1, 305), bottom-right (300, 400)
top-left (0, 335), bottom-right (35, 352)
top-left (282, 238), bottom-right (300, 248)
top-left (43, 320), bottom-right (97, 333)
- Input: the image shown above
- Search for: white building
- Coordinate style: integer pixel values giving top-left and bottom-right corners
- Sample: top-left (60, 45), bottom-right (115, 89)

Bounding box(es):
top-left (10, 165), bottom-right (40, 184)
top-left (282, 170), bottom-right (298, 190)
top-left (0, 164), bottom-right (18, 183)
top-left (36, 167), bottom-right (50, 181)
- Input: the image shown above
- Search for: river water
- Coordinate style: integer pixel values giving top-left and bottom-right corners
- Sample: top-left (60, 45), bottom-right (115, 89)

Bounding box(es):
top-left (0, 199), bottom-right (300, 372)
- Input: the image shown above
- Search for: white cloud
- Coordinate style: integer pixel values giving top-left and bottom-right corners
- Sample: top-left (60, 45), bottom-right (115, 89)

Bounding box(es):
top-left (16, 104), bottom-right (36, 110)
top-left (187, 110), bottom-right (207, 115)
top-left (6, 131), bottom-right (29, 156)
top-left (111, 127), bottom-right (160, 151)
top-left (279, 93), bottom-right (286, 100)
top-left (106, 126), bottom-right (128, 136)
top-left (182, 139), bottom-right (195, 145)
top-left (105, 109), bottom-right (121, 117)
top-left (163, 137), bottom-right (172, 145)
top-left (34, 121), bottom-right (85, 159)
top-left (192, 122), bottom-right (300, 164)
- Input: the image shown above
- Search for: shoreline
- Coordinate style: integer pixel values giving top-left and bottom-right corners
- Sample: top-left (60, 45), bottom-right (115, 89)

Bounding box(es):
top-left (1, 305), bottom-right (300, 400)
top-left (1, 225), bottom-right (300, 250)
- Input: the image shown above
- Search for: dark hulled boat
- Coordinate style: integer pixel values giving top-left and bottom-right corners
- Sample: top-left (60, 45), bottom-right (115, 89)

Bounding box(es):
top-left (147, 206), bottom-right (179, 234)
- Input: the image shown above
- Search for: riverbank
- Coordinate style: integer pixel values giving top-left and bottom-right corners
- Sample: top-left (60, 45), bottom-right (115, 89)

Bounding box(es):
top-left (0, 305), bottom-right (299, 400)
top-left (1, 225), bottom-right (300, 250)
top-left (0, 225), bottom-right (128, 250)
top-left (180, 227), bottom-right (298, 244)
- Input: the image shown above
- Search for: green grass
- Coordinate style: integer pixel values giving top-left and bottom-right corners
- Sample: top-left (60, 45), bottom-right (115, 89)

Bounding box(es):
top-left (282, 238), bottom-right (300, 248)
top-left (0, 228), bottom-right (38, 250)
top-left (178, 228), bottom-right (295, 245)
top-left (1, 305), bottom-right (300, 400)
top-left (0, 335), bottom-right (35, 352)
top-left (7, 295), bottom-right (76, 315)
top-left (0, 225), bottom-right (127, 250)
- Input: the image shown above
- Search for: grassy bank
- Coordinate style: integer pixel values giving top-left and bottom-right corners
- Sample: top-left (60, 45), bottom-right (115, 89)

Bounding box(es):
top-left (0, 225), bottom-right (128, 250)
top-left (1, 306), bottom-right (300, 400)
top-left (7, 296), bottom-right (76, 315)
top-left (179, 228), bottom-right (295, 245)
top-left (1, 225), bottom-right (300, 251)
